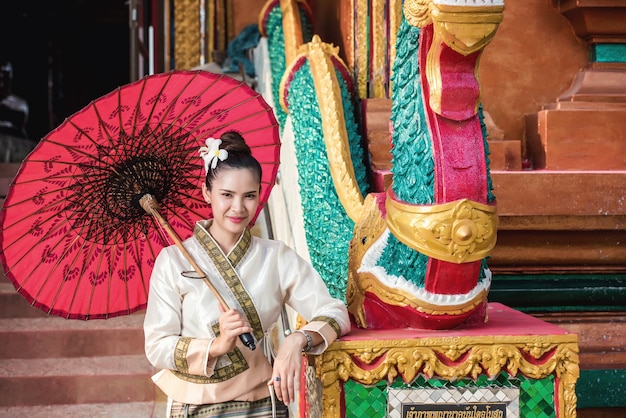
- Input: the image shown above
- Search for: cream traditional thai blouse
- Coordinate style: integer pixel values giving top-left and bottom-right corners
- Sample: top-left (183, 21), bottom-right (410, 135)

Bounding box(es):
top-left (143, 220), bottom-right (351, 405)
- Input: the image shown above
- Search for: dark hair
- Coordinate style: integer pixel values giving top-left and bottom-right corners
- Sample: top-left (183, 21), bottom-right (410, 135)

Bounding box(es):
top-left (204, 131), bottom-right (262, 191)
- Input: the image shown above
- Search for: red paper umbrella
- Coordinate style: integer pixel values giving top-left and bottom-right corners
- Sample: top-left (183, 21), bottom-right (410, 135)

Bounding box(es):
top-left (0, 70), bottom-right (280, 320)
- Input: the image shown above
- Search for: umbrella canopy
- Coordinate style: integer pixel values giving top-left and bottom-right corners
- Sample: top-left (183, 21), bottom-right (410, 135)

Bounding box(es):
top-left (0, 70), bottom-right (280, 319)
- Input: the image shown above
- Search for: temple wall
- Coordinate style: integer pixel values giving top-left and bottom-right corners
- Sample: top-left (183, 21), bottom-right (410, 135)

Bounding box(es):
top-left (478, 0), bottom-right (589, 146)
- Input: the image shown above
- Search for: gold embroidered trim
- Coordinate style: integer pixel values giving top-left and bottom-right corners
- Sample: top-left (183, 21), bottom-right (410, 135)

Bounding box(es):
top-left (170, 319), bottom-right (250, 383)
top-left (172, 347), bottom-right (250, 384)
top-left (194, 224), bottom-right (264, 342)
top-left (310, 316), bottom-right (342, 339)
top-left (172, 346), bottom-right (249, 383)
top-left (227, 227), bottom-right (252, 269)
top-left (174, 337), bottom-right (192, 374)
top-left (385, 192), bottom-right (497, 263)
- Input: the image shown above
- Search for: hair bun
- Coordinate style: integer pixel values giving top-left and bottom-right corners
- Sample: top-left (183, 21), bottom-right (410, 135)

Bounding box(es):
top-left (219, 131), bottom-right (251, 155)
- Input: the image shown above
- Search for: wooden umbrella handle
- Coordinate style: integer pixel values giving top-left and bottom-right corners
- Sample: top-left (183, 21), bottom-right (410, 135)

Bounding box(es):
top-left (138, 194), bottom-right (229, 310)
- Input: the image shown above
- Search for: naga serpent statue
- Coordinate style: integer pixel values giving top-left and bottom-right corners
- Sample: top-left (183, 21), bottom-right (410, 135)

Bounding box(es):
top-left (349, 0), bottom-right (503, 329)
top-left (276, 0), bottom-right (503, 330)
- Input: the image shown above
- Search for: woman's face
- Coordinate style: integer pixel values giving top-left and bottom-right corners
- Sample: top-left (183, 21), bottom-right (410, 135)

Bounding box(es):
top-left (202, 166), bottom-right (260, 246)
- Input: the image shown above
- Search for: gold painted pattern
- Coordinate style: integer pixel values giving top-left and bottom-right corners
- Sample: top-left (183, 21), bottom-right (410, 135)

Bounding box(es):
top-left (174, 0), bottom-right (201, 69)
top-left (355, 0), bottom-right (369, 98)
top-left (388, 0), bottom-right (403, 97)
top-left (371, 0), bottom-right (387, 98)
top-left (386, 196), bottom-right (497, 263)
top-left (315, 335), bottom-right (579, 418)
top-left (344, 0), bottom-right (355, 76)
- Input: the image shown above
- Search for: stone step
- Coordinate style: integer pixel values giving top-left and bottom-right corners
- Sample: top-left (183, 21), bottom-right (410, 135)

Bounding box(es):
top-left (0, 281), bottom-right (65, 319)
top-left (0, 401), bottom-right (167, 418)
top-left (0, 264), bottom-right (163, 411)
top-left (0, 262), bottom-right (51, 319)
top-left (0, 354), bottom-right (157, 407)
top-left (0, 314), bottom-right (145, 359)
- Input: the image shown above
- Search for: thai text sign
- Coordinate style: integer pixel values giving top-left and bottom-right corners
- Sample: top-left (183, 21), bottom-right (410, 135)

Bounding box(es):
top-left (401, 403), bottom-right (507, 418)
top-left (387, 387), bottom-right (519, 418)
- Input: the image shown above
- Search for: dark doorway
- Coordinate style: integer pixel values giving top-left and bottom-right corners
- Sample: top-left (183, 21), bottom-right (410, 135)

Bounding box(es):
top-left (1, 1), bottom-right (129, 142)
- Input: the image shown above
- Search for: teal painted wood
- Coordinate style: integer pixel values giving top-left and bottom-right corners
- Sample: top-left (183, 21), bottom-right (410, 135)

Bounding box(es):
top-left (489, 274), bottom-right (626, 312)
top-left (576, 369), bottom-right (626, 408)
top-left (592, 44), bottom-right (626, 63)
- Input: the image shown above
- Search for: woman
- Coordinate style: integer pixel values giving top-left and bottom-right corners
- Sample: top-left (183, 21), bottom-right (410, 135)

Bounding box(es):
top-left (144, 131), bottom-right (351, 417)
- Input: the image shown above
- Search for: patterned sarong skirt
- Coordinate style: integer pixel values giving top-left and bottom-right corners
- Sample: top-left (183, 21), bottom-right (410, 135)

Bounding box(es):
top-left (169, 396), bottom-right (289, 418)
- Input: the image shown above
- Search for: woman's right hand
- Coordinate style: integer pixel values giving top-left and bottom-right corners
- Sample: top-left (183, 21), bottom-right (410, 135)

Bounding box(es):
top-left (210, 307), bottom-right (253, 356)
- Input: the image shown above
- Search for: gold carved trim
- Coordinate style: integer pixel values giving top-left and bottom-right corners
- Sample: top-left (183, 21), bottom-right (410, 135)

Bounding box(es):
top-left (425, 33), bottom-right (451, 117)
top-left (284, 36), bottom-right (366, 222)
top-left (404, 1), bottom-right (504, 115)
top-left (404, 0), bottom-right (504, 48)
top-left (427, 5), bottom-right (504, 115)
top-left (355, 0), bottom-right (369, 98)
top-left (386, 194), bottom-right (497, 263)
top-left (316, 336), bottom-right (579, 418)
top-left (280, 0), bottom-right (304, 65)
top-left (388, 0), bottom-right (403, 97)
top-left (431, 4), bottom-right (504, 56)
top-left (371, 0), bottom-right (387, 98)
top-left (344, 0), bottom-right (355, 76)
top-left (353, 271), bottom-right (487, 317)
top-left (174, 0), bottom-right (201, 69)
top-left (404, 0), bottom-right (432, 28)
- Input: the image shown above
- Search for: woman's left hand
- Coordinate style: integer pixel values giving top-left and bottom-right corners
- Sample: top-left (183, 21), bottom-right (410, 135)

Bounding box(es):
top-left (268, 332), bottom-right (307, 405)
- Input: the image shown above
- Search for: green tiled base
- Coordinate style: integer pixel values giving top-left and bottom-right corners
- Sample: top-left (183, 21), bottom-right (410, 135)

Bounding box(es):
top-left (343, 372), bottom-right (555, 418)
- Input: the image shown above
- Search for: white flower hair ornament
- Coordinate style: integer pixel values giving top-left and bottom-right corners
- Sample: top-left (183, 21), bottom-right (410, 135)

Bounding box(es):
top-left (199, 137), bottom-right (229, 174)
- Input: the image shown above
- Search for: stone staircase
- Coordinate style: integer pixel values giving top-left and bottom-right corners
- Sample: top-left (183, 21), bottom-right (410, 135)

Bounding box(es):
top-left (0, 267), bottom-right (166, 417)
top-left (0, 162), bottom-right (166, 417)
